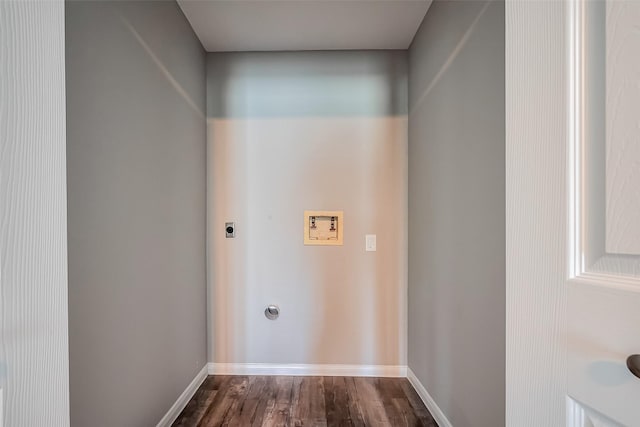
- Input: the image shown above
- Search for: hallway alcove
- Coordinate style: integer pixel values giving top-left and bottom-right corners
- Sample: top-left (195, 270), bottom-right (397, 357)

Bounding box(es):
top-left (64, 1), bottom-right (505, 426)
top-left (1, 1), bottom-right (505, 426)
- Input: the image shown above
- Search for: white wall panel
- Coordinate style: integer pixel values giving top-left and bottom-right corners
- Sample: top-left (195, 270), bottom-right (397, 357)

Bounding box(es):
top-left (0, 1), bottom-right (70, 425)
top-left (506, 0), bottom-right (568, 425)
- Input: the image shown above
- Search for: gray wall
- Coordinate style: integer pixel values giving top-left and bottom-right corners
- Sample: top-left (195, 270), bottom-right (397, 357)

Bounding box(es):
top-left (407, 1), bottom-right (505, 426)
top-left (65, 2), bottom-right (206, 425)
top-left (1, 1), bottom-right (69, 425)
top-left (207, 51), bottom-right (408, 366)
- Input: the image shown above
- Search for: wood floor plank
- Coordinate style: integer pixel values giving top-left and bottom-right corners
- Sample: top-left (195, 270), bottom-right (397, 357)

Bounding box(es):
top-left (224, 376), bottom-right (269, 426)
top-left (352, 378), bottom-right (391, 426)
top-left (249, 376), bottom-right (276, 427)
top-left (398, 379), bottom-right (438, 427)
top-left (198, 376), bottom-right (251, 426)
top-left (174, 375), bottom-right (227, 426)
top-left (392, 397), bottom-right (424, 427)
top-left (261, 376), bottom-right (294, 427)
top-left (173, 388), bottom-right (218, 427)
top-left (207, 375), bottom-right (232, 392)
top-left (173, 376), bottom-right (231, 427)
top-left (173, 375), bottom-right (436, 427)
top-left (343, 377), bottom-right (367, 427)
top-left (291, 376), bottom-right (327, 426)
top-left (375, 377), bottom-right (407, 426)
top-left (324, 376), bottom-right (355, 426)
top-left (309, 377), bottom-right (327, 425)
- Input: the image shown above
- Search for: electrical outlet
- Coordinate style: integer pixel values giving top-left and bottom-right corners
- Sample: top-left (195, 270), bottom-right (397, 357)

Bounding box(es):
top-left (365, 234), bottom-right (376, 251)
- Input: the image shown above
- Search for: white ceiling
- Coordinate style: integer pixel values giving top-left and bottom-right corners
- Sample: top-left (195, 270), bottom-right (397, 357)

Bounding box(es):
top-left (177, 0), bottom-right (432, 52)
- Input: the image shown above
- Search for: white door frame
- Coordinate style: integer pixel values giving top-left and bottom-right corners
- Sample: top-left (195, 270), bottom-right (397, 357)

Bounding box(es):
top-left (506, 0), bottom-right (569, 425)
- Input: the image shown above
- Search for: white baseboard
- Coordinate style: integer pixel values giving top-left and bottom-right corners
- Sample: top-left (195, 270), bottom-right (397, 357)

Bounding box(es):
top-left (207, 362), bottom-right (407, 378)
top-left (407, 368), bottom-right (452, 427)
top-left (156, 364), bottom-right (208, 427)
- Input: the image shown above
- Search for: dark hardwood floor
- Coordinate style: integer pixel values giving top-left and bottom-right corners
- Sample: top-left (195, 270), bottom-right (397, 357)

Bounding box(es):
top-left (173, 375), bottom-right (437, 427)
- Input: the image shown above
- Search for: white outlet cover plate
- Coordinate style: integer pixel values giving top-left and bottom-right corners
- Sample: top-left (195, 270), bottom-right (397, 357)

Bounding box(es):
top-left (365, 234), bottom-right (376, 251)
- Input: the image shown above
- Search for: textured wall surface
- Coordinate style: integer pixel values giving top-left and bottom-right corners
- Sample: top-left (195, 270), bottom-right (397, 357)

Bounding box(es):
top-left (65, 2), bottom-right (207, 425)
top-left (407, 1), bottom-right (505, 426)
top-left (505, 0), bottom-right (567, 425)
top-left (207, 51), bottom-right (408, 367)
top-left (0, 1), bottom-right (70, 425)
